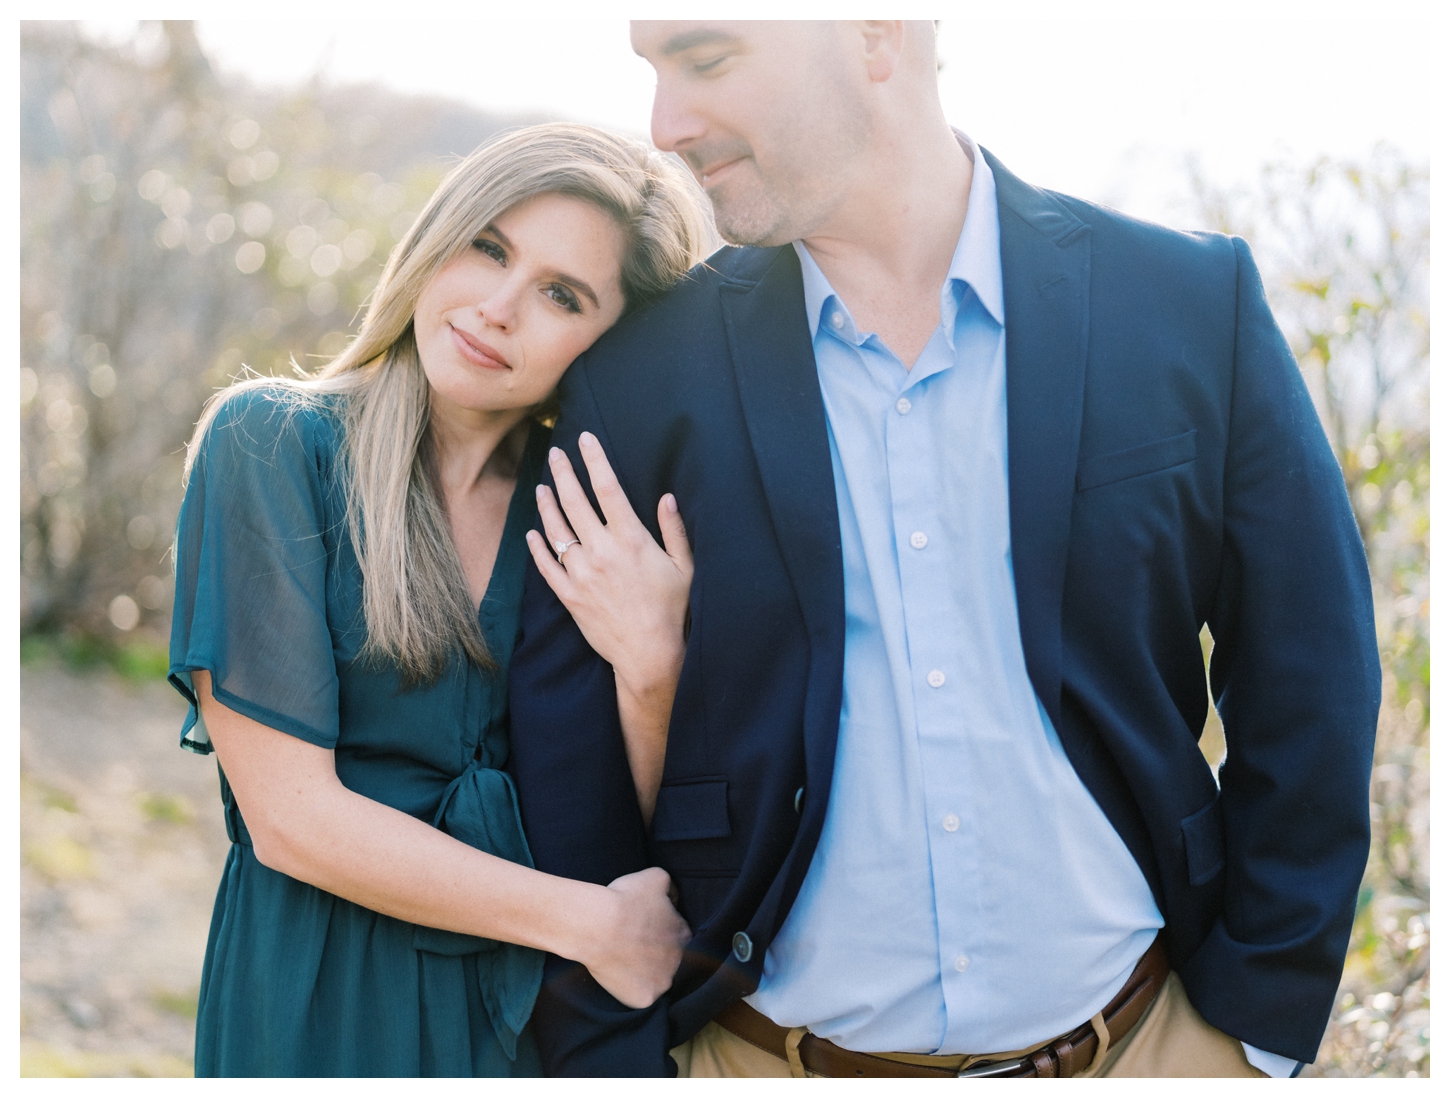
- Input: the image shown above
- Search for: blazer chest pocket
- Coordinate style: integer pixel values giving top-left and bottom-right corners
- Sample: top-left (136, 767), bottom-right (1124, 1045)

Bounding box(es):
top-left (1180, 794), bottom-right (1226, 887)
top-left (1076, 429), bottom-right (1197, 492)
top-left (652, 778), bottom-right (731, 842)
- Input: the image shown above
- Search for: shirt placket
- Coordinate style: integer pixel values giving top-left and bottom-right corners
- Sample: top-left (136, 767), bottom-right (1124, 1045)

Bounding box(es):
top-left (884, 366), bottom-right (984, 1049)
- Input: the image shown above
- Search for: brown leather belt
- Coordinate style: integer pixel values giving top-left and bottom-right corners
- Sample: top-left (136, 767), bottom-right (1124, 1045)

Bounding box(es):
top-left (714, 932), bottom-right (1170, 1078)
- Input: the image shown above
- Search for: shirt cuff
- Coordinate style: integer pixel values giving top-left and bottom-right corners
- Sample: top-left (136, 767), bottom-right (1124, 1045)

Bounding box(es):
top-left (1242, 1042), bottom-right (1303, 1077)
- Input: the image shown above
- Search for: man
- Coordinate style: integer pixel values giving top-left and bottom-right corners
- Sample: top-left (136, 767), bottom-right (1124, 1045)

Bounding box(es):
top-left (509, 21), bottom-right (1378, 1078)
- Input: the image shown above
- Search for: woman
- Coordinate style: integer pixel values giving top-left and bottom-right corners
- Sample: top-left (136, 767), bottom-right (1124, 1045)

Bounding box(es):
top-left (169, 123), bottom-right (709, 1076)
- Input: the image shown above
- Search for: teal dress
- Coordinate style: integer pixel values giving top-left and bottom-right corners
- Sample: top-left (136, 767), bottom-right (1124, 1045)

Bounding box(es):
top-left (168, 387), bottom-right (549, 1077)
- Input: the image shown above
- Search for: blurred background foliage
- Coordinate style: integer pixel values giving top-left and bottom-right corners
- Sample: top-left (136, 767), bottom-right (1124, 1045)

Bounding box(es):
top-left (20, 19), bottom-right (545, 653)
top-left (1184, 149), bottom-right (1430, 1076)
top-left (17, 18), bottom-right (1429, 1079)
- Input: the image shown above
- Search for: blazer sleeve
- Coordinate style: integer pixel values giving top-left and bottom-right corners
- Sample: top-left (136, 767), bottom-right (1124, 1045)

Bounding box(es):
top-left (508, 362), bottom-right (679, 1077)
top-left (1179, 237), bottom-right (1380, 1063)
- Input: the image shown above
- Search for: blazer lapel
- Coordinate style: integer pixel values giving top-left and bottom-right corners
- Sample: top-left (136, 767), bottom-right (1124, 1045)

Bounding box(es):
top-left (718, 246), bottom-right (846, 775)
top-left (983, 147), bottom-right (1092, 730)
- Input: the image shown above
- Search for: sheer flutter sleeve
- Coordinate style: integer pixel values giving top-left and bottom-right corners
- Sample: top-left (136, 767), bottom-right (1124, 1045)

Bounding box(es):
top-left (169, 388), bottom-right (343, 753)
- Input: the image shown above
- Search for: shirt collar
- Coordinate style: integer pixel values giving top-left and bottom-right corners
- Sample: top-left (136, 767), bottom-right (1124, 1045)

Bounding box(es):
top-left (792, 130), bottom-right (1003, 345)
top-left (947, 131), bottom-right (1004, 328)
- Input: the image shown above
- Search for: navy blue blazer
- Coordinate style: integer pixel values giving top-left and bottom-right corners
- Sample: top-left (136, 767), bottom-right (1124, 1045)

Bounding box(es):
top-left (509, 150), bottom-right (1379, 1075)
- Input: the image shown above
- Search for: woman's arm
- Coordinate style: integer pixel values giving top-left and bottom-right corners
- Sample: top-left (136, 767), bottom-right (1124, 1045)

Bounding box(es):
top-left (193, 669), bottom-right (687, 1009)
top-left (525, 432), bottom-right (692, 826)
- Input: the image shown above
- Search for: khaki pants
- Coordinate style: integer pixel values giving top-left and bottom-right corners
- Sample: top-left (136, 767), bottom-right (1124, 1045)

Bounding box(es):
top-left (670, 973), bottom-right (1267, 1078)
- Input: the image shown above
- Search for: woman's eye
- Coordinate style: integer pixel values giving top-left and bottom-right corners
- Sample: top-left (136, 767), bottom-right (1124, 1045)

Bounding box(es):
top-left (693, 56), bottom-right (728, 75)
top-left (473, 238), bottom-right (506, 263)
top-left (546, 284), bottom-right (582, 313)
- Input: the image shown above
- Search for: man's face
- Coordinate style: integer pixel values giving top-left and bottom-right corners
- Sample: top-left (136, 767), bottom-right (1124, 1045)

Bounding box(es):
top-left (630, 21), bottom-right (871, 247)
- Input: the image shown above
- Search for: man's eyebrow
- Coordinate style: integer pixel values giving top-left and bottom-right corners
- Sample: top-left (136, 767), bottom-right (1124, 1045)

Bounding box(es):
top-left (478, 223), bottom-right (601, 309)
top-left (658, 28), bottom-right (742, 56)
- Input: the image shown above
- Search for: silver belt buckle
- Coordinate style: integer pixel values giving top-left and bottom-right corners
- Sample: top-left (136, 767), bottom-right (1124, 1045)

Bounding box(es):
top-left (957, 1056), bottom-right (1030, 1078)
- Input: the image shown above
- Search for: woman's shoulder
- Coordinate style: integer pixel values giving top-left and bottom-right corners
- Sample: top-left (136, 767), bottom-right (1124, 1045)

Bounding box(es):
top-left (198, 381), bottom-right (345, 472)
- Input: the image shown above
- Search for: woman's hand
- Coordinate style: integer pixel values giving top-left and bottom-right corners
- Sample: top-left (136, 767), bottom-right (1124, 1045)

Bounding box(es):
top-left (193, 670), bottom-right (679, 987)
top-left (575, 866), bottom-right (692, 1009)
top-left (526, 431), bottom-right (693, 823)
top-left (526, 432), bottom-right (693, 693)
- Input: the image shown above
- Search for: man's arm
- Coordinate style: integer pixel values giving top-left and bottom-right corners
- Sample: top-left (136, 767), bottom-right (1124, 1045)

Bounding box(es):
top-left (1180, 236), bottom-right (1379, 1063)
top-left (525, 433), bottom-right (693, 826)
top-left (509, 370), bottom-right (680, 1077)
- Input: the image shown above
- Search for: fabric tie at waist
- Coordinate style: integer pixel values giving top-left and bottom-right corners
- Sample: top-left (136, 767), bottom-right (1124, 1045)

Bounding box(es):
top-left (411, 762), bottom-right (544, 1060)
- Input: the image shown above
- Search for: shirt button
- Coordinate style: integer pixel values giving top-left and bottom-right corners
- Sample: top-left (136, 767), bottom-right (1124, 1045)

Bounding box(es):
top-left (830, 311), bottom-right (845, 329)
top-left (955, 954), bottom-right (971, 972)
top-left (896, 397), bottom-right (912, 415)
top-left (909, 531), bottom-right (928, 550)
top-left (943, 813), bottom-right (960, 832)
top-left (732, 932), bottom-right (754, 963)
top-left (927, 669), bottom-right (946, 688)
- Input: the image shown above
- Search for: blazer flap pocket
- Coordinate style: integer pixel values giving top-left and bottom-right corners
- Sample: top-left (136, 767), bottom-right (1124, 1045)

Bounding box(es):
top-left (652, 778), bottom-right (730, 842)
top-left (1181, 794), bottom-right (1226, 887)
top-left (1076, 429), bottom-right (1197, 492)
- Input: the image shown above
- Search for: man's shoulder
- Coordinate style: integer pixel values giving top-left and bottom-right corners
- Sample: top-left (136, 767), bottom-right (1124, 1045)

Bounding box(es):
top-left (583, 245), bottom-right (784, 363)
top-left (565, 243), bottom-right (794, 403)
top-left (1061, 190), bottom-right (1234, 264)
top-left (986, 148), bottom-right (1237, 276)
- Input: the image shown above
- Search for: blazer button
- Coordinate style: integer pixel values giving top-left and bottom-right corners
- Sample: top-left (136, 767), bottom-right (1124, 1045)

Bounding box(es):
top-left (732, 932), bottom-right (753, 963)
top-left (794, 787), bottom-right (804, 814)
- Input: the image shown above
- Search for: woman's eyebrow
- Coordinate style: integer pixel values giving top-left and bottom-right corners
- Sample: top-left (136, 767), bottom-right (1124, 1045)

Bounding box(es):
top-left (549, 271), bottom-right (600, 310)
top-left (481, 223), bottom-right (511, 251)
top-left (480, 224), bottom-right (600, 309)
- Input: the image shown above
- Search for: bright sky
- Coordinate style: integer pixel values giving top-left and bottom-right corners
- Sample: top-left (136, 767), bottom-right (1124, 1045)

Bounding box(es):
top-left (157, 7), bottom-right (1435, 226)
top-left (59, 2), bottom-right (1435, 225)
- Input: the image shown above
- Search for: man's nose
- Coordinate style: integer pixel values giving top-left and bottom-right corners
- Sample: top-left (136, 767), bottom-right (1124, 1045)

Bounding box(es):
top-left (649, 75), bottom-right (706, 155)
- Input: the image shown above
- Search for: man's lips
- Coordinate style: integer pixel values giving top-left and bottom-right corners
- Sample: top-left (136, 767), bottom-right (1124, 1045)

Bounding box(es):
top-left (450, 324), bottom-right (510, 370)
top-left (697, 155), bottom-right (747, 186)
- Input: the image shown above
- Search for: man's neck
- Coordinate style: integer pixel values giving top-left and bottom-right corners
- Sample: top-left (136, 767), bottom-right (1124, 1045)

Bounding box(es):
top-left (798, 122), bottom-right (973, 370)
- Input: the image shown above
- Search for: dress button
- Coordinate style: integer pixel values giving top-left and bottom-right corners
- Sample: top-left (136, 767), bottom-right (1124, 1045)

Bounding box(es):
top-left (955, 954), bottom-right (971, 972)
top-left (896, 397), bottom-right (912, 415)
top-left (927, 669), bottom-right (946, 688)
top-left (830, 311), bottom-right (845, 329)
top-left (943, 813), bottom-right (960, 832)
top-left (794, 787), bottom-right (804, 814)
top-left (909, 531), bottom-right (928, 550)
top-left (732, 932), bottom-right (754, 963)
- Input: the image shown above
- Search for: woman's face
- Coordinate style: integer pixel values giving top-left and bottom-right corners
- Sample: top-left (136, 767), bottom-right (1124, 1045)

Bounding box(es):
top-left (413, 192), bottom-right (628, 425)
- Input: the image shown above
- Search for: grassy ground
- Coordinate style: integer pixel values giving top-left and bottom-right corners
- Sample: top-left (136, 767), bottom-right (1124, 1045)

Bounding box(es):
top-left (19, 660), bottom-right (228, 1077)
top-left (18, 656), bottom-right (1426, 1077)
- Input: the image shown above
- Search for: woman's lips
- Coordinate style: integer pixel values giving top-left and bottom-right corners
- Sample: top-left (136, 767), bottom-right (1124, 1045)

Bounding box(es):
top-left (450, 325), bottom-right (510, 370)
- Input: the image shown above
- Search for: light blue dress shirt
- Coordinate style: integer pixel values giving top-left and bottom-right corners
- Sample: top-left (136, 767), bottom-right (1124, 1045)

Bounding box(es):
top-left (745, 142), bottom-right (1161, 1055)
top-left (745, 138), bottom-right (1299, 1078)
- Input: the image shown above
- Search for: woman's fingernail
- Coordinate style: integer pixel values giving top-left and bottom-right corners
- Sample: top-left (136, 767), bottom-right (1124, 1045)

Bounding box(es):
top-left (536, 484), bottom-right (548, 497)
top-left (549, 447), bottom-right (563, 461)
top-left (580, 432), bottom-right (597, 448)
top-left (664, 494), bottom-right (678, 514)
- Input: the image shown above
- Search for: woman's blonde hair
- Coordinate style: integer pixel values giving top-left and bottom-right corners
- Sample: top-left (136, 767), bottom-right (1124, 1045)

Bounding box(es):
top-left (184, 123), bottom-right (710, 684)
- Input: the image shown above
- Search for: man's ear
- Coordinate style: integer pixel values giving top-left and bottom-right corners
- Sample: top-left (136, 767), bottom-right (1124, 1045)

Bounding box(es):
top-left (858, 20), bottom-right (907, 84)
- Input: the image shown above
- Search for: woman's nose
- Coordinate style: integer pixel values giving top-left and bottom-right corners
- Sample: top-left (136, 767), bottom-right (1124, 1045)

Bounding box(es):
top-left (476, 281), bottom-right (520, 330)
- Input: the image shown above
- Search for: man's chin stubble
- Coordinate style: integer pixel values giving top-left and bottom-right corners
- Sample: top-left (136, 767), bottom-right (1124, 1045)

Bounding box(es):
top-left (709, 193), bottom-right (796, 249)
